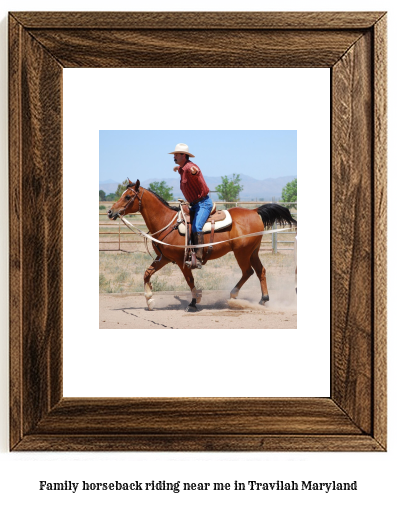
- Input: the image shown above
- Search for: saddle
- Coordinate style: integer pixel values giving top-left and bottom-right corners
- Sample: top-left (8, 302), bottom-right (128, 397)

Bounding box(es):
top-left (177, 203), bottom-right (232, 235)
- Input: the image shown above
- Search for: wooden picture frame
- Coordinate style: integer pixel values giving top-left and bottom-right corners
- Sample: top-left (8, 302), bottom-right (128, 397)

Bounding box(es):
top-left (9, 11), bottom-right (387, 451)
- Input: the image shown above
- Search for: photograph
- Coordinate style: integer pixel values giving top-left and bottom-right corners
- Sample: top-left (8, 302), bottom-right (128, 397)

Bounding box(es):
top-left (99, 130), bottom-right (298, 329)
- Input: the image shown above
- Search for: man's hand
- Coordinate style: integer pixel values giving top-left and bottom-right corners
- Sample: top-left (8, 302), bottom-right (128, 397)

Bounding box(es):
top-left (190, 166), bottom-right (198, 174)
top-left (173, 166), bottom-right (179, 172)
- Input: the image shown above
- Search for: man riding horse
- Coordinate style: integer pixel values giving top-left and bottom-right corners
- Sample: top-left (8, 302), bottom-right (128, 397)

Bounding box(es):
top-left (170, 143), bottom-right (213, 269)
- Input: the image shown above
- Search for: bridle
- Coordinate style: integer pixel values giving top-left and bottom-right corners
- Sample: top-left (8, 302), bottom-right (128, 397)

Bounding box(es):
top-left (108, 186), bottom-right (145, 219)
top-left (109, 184), bottom-right (179, 262)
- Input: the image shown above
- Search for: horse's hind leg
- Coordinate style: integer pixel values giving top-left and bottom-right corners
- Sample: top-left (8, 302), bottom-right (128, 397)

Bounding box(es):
top-left (230, 250), bottom-right (254, 299)
top-left (143, 256), bottom-right (170, 310)
top-left (250, 247), bottom-right (269, 305)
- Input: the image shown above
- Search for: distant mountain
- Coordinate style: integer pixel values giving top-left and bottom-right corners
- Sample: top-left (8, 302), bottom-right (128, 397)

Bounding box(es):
top-left (99, 174), bottom-right (297, 201)
top-left (100, 179), bottom-right (119, 184)
top-left (99, 182), bottom-right (119, 194)
top-left (202, 175), bottom-right (296, 201)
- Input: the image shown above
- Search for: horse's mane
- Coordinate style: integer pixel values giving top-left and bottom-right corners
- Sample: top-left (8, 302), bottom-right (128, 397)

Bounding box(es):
top-left (146, 188), bottom-right (179, 211)
top-left (126, 183), bottom-right (179, 211)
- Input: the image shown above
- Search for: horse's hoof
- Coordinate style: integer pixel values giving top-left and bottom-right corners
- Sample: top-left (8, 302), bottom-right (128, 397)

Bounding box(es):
top-left (147, 298), bottom-right (155, 310)
top-left (259, 295), bottom-right (269, 306)
top-left (185, 298), bottom-right (199, 312)
top-left (230, 288), bottom-right (239, 299)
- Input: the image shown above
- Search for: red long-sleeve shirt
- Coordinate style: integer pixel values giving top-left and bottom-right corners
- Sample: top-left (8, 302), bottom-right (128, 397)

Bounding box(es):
top-left (178, 161), bottom-right (210, 204)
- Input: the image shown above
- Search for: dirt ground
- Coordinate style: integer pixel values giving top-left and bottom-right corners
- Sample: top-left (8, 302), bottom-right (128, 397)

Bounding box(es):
top-left (99, 289), bottom-right (297, 329)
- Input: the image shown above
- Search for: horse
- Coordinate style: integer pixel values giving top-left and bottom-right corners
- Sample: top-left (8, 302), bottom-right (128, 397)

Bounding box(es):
top-left (107, 179), bottom-right (297, 312)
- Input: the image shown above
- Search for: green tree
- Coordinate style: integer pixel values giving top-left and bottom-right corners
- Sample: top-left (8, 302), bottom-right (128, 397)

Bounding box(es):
top-left (115, 179), bottom-right (130, 199)
top-left (105, 192), bottom-right (117, 202)
top-left (215, 174), bottom-right (243, 208)
top-left (99, 189), bottom-right (106, 201)
top-left (148, 180), bottom-right (174, 201)
top-left (280, 178), bottom-right (297, 210)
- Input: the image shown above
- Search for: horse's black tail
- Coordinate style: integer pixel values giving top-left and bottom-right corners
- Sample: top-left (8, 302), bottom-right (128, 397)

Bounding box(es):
top-left (256, 203), bottom-right (297, 228)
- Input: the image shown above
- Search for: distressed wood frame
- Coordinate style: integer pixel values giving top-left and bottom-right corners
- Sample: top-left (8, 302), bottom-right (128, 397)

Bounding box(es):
top-left (9, 12), bottom-right (387, 451)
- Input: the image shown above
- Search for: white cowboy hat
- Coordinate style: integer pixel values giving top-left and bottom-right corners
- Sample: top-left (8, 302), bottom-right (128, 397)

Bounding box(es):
top-left (168, 143), bottom-right (195, 158)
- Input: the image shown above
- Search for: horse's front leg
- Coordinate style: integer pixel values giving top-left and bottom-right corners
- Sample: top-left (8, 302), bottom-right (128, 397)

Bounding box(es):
top-left (176, 262), bottom-right (202, 312)
top-left (143, 256), bottom-right (170, 310)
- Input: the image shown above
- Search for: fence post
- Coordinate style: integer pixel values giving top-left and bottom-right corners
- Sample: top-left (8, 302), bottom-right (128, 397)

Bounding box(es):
top-left (272, 222), bottom-right (278, 254)
top-left (272, 196), bottom-right (278, 254)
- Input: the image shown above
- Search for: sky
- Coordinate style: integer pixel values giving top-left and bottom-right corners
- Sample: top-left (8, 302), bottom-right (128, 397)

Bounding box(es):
top-left (99, 130), bottom-right (297, 183)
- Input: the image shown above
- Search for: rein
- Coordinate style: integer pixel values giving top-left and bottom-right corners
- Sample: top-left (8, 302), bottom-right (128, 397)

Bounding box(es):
top-left (143, 212), bottom-right (178, 261)
top-left (150, 212), bottom-right (178, 237)
top-left (115, 186), bottom-right (177, 236)
top-left (116, 190), bottom-right (292, 255)
top-left (116, 187), bottom-right (179, 260)
top-left (120, 215), bottom-right (291, 249)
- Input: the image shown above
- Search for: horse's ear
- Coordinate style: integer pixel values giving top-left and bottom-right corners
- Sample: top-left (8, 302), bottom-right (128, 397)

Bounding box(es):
top-left (128, 178), bottom-right (133, 185)
top-left (135, 179), bottom-right (140, 191)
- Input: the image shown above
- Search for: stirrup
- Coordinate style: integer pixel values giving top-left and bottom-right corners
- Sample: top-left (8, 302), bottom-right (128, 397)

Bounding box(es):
top-left (195, 259), bottom-right (202, 270)
top-left (185, 255), bottom-right (202, 270)
top-left (185, 259), bottom-right (202, 270)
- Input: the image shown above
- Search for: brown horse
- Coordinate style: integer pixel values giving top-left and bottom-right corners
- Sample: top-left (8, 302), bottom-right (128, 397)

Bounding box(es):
top-left (108, 179), bottom-right (296, 311)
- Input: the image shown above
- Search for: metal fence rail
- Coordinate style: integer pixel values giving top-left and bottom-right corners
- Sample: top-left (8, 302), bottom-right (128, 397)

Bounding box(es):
top-left (99, 201), bottom-right (297, 254)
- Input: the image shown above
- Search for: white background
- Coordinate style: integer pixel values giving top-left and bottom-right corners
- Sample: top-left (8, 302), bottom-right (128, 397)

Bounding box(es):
top-left (0, 1), bottom-right (395, 507)
top-left (63, 68), bottom-right (330, 397)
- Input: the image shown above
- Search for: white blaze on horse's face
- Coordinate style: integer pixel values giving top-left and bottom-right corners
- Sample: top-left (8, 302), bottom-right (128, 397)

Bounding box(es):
top-left (108, 187), bottom-right (136, 220)
top-left (121, 188), bottom-right (136, 212)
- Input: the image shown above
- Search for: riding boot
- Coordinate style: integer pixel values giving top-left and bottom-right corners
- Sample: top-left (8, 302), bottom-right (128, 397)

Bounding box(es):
top-left (195, 231), bottom-right (204, 269)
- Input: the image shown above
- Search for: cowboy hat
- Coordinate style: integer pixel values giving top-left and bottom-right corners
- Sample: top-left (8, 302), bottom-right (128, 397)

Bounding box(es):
top-left (168, 143), bottom-right (195, 158)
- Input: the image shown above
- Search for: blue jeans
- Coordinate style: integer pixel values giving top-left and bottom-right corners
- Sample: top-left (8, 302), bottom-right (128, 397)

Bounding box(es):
top-left (190, 195), bottom-right (213, 234)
